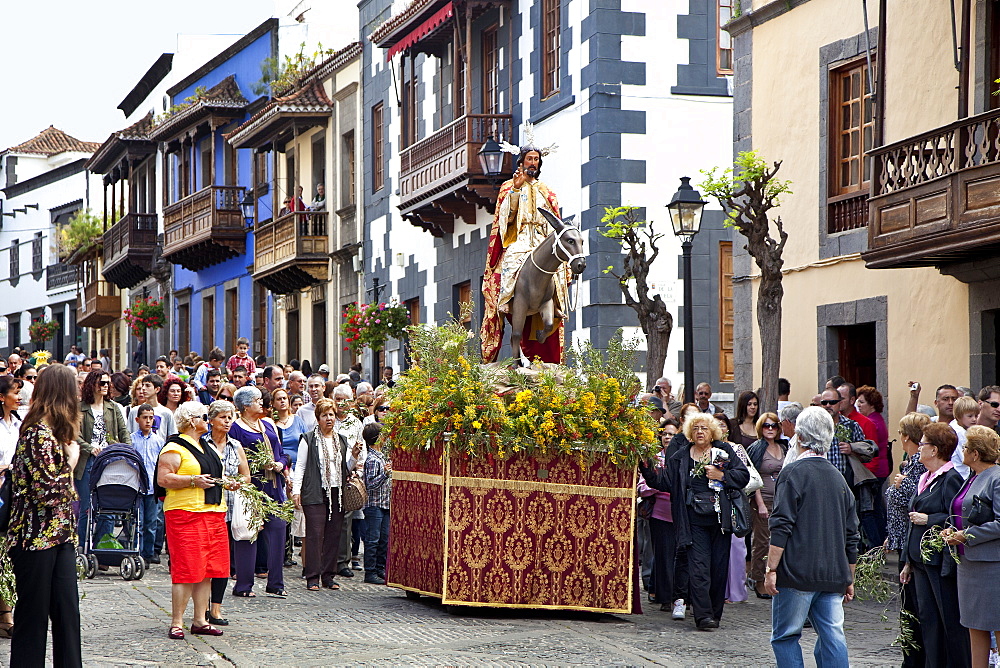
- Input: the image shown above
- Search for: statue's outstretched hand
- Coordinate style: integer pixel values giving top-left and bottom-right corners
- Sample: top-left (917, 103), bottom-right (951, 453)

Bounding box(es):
top-left (512, 167), bottom-right (527, 190)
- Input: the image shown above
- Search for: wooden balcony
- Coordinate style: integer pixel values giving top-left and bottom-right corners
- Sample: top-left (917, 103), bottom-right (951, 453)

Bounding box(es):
top-left (253, 211), bottom-right (329, 294)
top-left (46, 263), bottom-right (78, 292)
top-left (77, 281), bottom-right (121, 329)
top-left (399, 114), bottom-right (512, 236)
top-left (162, 185), bottom-right (245, 271)
top-left (864, 108), bottom-right (1000, 269)
top-left (102, 213), bottom-right (158, 289)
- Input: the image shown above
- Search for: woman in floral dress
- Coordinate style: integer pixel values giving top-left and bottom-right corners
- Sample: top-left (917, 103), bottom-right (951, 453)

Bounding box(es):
top-left (7, 363), bottom-right (83, 666)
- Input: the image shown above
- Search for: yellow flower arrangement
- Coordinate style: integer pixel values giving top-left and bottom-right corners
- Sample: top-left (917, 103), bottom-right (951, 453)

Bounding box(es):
top-left (379, 306), bottom-right (658, 468)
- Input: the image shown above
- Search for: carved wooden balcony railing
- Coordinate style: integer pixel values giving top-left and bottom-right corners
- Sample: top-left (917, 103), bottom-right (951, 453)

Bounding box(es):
top-left (46, 263), bottom-right (78, 291)
top-left (828, 192), bottom-right (869, 234)
top-left (77, 281), bottom-right (121, 329)
top-left (253, 210), bottom-right (329, 294)
top-left (102, 212), bottom-right (158, 289)
top-left (399, 114), bottom-right (512, 236)
top-left (864, 108), bottom-right (1000, 269)
top-left (162, 185), bottom-right (246, 271)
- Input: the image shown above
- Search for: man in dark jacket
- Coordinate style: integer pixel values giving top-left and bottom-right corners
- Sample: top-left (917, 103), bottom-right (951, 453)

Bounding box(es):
top-left (765, 406), bottom-right (859, 667)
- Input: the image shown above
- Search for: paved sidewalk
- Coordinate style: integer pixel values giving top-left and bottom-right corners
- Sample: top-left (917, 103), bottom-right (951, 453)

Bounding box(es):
top-left (0, 561), bottom-right (902, 666)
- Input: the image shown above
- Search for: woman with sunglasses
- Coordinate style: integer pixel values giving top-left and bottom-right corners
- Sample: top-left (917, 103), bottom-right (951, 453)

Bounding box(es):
top-left (364, 403), bottom-right (390, 426)
top-left (76, 370), bottom-right (130, 546)
top-left (745, 411), bottom-right (788, 599)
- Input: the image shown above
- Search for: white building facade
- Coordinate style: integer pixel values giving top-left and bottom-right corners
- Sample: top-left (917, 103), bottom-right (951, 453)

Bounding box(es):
top-left (360, 0), bottom-right (734, 395)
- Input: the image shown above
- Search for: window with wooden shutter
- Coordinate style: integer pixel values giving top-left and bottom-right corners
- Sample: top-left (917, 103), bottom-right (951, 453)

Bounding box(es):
top-left (827, 57), bottom-right (874, 233)
top-left (717, 0), bottom-right (734, 75)
top-left (372, 103), bottom-right (385, 192)
top-left (542, 0), bottom-right (561, 98)
top-left (456, 281), bottom-right (472, 330)
top-left (719, 241), bottom-right (734, 383)
top-left (482, 26), bottom-right (499, 115)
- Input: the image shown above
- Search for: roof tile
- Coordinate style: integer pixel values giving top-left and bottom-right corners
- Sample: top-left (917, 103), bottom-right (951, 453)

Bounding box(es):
top-left (4, 126), bottom-right (101, 157)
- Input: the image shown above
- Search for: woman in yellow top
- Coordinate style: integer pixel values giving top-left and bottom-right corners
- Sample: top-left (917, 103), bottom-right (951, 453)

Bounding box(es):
top-left (156, 401), bottom-right (236, 640)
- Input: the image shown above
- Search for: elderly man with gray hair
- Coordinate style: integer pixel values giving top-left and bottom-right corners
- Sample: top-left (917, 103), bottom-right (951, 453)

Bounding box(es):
top-left (765, 406), bottom-right (859, 667)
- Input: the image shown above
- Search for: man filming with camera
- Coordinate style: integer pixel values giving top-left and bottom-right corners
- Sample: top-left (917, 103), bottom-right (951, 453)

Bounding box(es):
top-left (652, 377), bottom-right (684, 420)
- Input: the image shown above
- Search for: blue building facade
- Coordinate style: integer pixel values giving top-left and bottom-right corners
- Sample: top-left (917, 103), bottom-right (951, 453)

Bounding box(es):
top-left (152, 19), bottom-right (278, 361)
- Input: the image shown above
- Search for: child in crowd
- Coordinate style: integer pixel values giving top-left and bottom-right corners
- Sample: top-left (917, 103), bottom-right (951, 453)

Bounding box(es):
top-left (226, 337), bottom-right (257, 376)
top-left (130, 403), bottom-right (166, 564)
top-left (362, 423), bottom-right (390, 585)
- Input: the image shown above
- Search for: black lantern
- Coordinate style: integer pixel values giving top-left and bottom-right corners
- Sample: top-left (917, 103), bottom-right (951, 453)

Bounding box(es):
top-left (667, 176), bottom-right (707, 404)
top-left (667, 176), bottom-right (706, 239)
top-left (240, 190), bottom-right (255, 228)
top-left (478, 137), bottom-right (505, 183)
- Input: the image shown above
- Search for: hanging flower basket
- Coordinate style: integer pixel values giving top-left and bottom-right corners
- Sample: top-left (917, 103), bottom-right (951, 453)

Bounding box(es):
top-left (124, 297), bottom-right (166, 338)
top-left (28, 318), bottom-right (60, 345)
top-left (340, 302), bottom-right (411, 354)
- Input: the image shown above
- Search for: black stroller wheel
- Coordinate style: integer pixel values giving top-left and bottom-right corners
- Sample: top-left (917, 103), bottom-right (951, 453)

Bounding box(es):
top-left (86, 554), bottom-right (98, 579)
top-left (132, 555), bottom-right (145, 581)
top-left (75, 554), bottom-right (87, 580)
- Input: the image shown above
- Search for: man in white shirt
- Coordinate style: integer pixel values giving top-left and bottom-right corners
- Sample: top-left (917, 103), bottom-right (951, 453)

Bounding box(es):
top-left (296, 375), bottom-right (328, 432)
top-left (126, 375), bottom-right (177, 437)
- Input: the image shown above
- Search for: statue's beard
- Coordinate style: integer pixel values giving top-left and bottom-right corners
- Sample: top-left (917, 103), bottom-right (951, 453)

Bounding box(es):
top-left (524, 167), bottom-right (540, 179)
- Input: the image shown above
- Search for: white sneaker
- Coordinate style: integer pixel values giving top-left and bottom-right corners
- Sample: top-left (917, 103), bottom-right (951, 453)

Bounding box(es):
top-left (672, 599), bottom-right (685, 620)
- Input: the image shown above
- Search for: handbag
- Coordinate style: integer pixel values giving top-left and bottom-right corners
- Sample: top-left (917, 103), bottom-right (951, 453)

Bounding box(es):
top-left (230, 489), bottom-right (257, 542)
top-left (968, 494), bottom-right (995, 526)
top-left (341, 472), bottom-right (368, 513)
top-left (728, 489), bottom-right (752, 538)
top-left (744, 458), bottom-right (764, 496)
top-left (687, 489), bottom-right (717, 517)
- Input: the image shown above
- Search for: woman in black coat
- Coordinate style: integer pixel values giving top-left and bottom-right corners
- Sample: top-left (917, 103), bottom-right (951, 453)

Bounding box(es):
top-left (639, 411), bottom-right (750, 631)
top-left (899, 422), bottom-right (969, 668)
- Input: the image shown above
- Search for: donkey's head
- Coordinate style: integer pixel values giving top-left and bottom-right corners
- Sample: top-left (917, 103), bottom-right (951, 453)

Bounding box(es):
top-left (540, 209), bottom-right (587, 276)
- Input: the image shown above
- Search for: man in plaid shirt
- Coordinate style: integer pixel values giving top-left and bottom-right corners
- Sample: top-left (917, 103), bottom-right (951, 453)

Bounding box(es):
top-left (818, 388), bottom-right (871, 483)
top-left (362, 422), bottom-right (391, 584)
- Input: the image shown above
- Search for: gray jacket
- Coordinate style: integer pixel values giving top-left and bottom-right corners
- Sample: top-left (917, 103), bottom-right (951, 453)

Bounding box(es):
top-left (957, 464), bottom-right (1000, 562)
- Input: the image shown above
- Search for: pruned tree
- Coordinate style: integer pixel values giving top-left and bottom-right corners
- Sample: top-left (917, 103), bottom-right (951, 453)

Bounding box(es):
top-left (700, 151), bottom-right (792, 412)
top-left (600, 205), bottom-right (672, 387)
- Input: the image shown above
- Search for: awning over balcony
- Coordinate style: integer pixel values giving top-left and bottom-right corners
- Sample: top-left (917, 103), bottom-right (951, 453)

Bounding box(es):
top-left (385, 2), bottom-right (453, 61)
top-left (87, 112), bottom-right (157, 175)
top-left (150, 75), bottom-right (248, 143)
top-left (226, 80), bottom-right (334, 150)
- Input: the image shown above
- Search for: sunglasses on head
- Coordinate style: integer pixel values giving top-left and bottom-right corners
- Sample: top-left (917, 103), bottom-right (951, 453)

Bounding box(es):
top-left (820, 399), bottom-right (841, 406)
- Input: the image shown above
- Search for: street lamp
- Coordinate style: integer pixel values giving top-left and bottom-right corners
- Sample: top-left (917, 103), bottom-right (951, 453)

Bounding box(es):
top-left (240, 191), bottom-right (255, 229)
top-left (478, 137), bottom-right (505, 186)
top-left (667, 176), bottom-right (707, 404)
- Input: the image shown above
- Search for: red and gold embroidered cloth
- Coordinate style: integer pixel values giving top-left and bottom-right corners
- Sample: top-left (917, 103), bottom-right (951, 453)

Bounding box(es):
top-left (387, 442), bottom-right (639, 613)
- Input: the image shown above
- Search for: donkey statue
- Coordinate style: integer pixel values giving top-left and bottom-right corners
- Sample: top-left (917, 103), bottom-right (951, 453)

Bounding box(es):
top-left (508, 208), bottom-right (587, 364)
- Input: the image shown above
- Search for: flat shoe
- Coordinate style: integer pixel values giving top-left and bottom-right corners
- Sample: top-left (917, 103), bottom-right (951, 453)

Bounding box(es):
top-left (206, 610), bottom-right (229, 626)
top-left (265, 588), bottom-right (287, 598)
top-left (306, 583), bottom-right (320, 591)
top-left (323, 581), bottom-right (340, 590)
top-left (231, 590), bottom-right (256, 598)
top-left (191, 624), bottom-right (223, 636)
top-left (168, 626), bottom-right (185, 640)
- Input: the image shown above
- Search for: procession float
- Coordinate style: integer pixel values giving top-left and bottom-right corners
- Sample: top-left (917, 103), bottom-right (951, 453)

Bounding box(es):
top-left (379, 310), bottom-right (657, 613)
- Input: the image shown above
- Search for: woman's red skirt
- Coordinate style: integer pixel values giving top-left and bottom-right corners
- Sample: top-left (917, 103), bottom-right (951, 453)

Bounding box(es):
top-left (164, 509), bottom-right (230, 584)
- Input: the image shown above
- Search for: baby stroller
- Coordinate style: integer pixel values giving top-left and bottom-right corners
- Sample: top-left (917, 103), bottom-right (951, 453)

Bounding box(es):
top-left (78, 445), bottom-right (149, 581)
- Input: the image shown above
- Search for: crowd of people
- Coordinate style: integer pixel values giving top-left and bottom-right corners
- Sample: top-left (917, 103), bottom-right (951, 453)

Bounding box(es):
top-left (8, 333), bottom-right (1000, 666)
top-left (636, 375), bottom-right (1000, 668)
top-left (0, 340), bottom-right (395, 661)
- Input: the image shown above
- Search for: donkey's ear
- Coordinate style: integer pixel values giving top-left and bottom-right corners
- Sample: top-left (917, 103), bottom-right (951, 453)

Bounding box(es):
top-left (562, 214), bottom-right (578, 228)
top-left (539, 208), bottom-right (564, 231)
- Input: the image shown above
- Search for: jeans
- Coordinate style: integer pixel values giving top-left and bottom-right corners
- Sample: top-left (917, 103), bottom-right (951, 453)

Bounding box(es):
top-left (363, 507), bottom-right (389, 577)
top-left (770, 587), bottom-right (849, 668)
top-left (74, 458), bottom-right (94, 544)
top-left (139, 494), bottom-right (162, 560)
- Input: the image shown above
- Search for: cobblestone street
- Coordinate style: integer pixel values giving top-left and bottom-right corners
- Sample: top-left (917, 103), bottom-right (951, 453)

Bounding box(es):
top-left (0, 558), bottom-right (902, 667)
